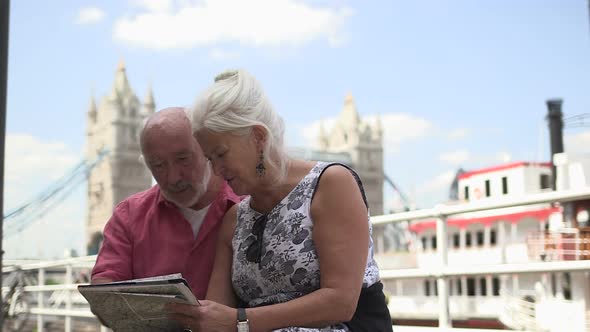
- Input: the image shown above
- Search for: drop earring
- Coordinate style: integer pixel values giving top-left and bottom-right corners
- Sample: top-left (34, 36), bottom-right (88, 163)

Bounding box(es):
top-left (256, 151), bottom-right (266, 177)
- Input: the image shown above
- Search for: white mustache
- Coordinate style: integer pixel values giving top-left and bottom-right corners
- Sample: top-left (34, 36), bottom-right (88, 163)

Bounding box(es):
top-left (167, 181), bottom-right (192, 193)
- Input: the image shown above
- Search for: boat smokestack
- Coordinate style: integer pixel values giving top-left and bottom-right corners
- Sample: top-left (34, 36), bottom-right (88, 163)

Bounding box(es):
top-left (546, 98), bottom-right (564, 190)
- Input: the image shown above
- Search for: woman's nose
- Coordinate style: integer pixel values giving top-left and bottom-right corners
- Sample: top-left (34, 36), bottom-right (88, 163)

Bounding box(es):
top-left (210, 160), bottom-right (223, 176)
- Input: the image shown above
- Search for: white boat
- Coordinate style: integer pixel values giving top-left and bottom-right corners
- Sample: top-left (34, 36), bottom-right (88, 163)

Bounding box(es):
top-left (374, 153), bottom-right (590, 331)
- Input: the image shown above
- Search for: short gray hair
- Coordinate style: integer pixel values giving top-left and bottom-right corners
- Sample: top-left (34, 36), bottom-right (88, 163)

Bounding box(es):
top-left (139, 106), bottom-right (192, 165)
top-left (191, 69), bottom-right (288, 181)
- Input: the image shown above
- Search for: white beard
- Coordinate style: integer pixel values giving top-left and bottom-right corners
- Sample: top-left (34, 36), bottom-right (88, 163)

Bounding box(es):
top-left (164, 164), bottom-right (212, 208)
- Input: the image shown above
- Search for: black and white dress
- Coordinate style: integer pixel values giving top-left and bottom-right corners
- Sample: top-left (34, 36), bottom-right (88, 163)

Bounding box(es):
top-left (231, 162), bottom-right (381, 332)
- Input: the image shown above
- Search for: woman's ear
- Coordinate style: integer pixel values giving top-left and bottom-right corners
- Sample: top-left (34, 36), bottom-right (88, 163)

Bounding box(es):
top-left (251, 125), bottom-right (267, 148)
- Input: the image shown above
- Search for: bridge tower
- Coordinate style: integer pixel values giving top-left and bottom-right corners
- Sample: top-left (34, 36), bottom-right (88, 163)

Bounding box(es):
top-left (317, 93), bottom-right (384, 215)
top-left (85, 61), bottom-right (155, 254)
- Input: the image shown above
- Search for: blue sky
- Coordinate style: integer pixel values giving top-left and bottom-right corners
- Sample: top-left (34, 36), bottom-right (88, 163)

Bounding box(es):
top-left (4, 0), bottom-right (590, 259)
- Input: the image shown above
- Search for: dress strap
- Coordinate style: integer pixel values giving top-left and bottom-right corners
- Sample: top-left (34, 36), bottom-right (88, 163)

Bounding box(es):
top-left (311, 162), bottom-right (369, 209)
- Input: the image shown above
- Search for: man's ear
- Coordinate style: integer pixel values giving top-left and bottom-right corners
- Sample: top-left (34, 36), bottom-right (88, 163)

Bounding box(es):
top-left (251, 125), bottom-right (267, 148)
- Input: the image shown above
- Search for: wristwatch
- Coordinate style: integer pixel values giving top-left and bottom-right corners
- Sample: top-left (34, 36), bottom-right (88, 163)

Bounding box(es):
top-left (237, 308), bottom-right (249, 332)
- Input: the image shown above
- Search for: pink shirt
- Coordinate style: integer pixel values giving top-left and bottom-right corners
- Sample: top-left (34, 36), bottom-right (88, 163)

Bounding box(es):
top-left (91, 183), bottom-right (241, 299)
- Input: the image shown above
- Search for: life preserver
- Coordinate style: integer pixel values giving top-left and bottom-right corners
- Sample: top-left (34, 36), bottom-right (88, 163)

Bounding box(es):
top-left (474, 188), bottom-right (482, 200)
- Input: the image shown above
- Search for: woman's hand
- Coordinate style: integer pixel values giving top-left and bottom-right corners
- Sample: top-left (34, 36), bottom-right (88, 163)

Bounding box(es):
top-left (166, 300), bottom-right (237, 332)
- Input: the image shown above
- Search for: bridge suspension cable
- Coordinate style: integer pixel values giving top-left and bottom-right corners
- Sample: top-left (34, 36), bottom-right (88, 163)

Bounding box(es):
top-left (383, 173), bottom-right (411, 211)
top-left (564, 113), bottom-right (590, 129)
top-left (3, 149), bottom-right (108, 237)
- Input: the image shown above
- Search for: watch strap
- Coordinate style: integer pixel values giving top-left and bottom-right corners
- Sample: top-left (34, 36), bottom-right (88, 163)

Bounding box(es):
top-left (237, 308), bottom-right (247, 322)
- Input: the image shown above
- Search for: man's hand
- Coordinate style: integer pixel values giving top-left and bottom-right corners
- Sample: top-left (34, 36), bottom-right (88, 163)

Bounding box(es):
top-left (90, 278), bottom-right (114, 285)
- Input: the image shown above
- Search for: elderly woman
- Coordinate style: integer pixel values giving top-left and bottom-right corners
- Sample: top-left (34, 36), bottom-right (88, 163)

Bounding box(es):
top-left (168, 69), bottom-right (392, 332)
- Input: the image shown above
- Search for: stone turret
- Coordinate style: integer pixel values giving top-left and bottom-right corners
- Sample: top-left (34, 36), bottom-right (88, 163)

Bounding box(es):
top-left (374, 114), bottom-right (383, 140)
top-left (111, 59), bottom-right (132, 98)
top-left (142, 83), bottom-right (156, 119)
top-left (87, 95), bottom-right (97, 123)
top-left (85, 61), bottom-right (155, 254)
top-left (317, 93), bottom-right (384, 215)
top-left (340, 92), bottom-right (361, 131)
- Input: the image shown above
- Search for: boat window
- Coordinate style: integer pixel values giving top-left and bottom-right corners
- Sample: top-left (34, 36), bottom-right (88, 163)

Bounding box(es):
top-left (476, 231), bottom-right (484, 246)
top-left (453, 233), bottom-right (460, 248)
top-left (492, 277), bottom-right (500, 296)
top-left (424, 280), bottom-right (430, 296)
top-left (563, 273), bottom-right (571, 300)
top-left (540, 174), bottom-right (551, 190)
top-left (467, 278), bottom-right (476, 296)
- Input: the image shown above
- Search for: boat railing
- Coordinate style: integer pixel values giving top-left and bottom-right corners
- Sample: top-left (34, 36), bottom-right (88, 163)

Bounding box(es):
top-left (3, 187), bottom-right (590, 331)
top-left (372, 187), bottom-right (590, 330)
top-left (500, 295), bottom-right (543, 331)
top-left (526, 228), bottom-right (590, 261)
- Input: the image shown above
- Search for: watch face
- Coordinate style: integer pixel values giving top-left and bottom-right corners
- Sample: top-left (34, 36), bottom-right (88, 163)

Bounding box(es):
top-left (237, 322), bottom-right (249, 332)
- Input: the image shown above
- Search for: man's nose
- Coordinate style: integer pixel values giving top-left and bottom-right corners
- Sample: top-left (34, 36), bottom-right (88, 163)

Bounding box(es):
top-left (167, 164), bottom-right (184, 183)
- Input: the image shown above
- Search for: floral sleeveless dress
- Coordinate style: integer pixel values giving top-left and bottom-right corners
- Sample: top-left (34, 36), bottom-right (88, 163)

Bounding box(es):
top-left (231, 162), bottom-right (380, 332)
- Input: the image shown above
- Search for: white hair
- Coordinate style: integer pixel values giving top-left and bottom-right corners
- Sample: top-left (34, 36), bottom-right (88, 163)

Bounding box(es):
top-left (191, 69), bottom-right (289, 181)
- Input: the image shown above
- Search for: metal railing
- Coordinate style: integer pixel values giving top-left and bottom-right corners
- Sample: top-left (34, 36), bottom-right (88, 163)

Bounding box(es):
top-left (526, 228), bottom-right (590, 261)
top-left (500, 295), bottom-right (540, 331)
top-left (2, 256), bottom-right (105, 332)
top-left (373, 187), bottom-right (590, 330)
top-left (2, 187), bottom-right (590, 331)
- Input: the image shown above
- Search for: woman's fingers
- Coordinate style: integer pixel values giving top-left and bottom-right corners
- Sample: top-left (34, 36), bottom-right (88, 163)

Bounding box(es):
top-left (167, 312), bottom-right (193, 324)
top-left (167, 300), bottom-right (233, 332)
top-left (166, 303), bottom-right (200, 316)
top-left (166, 303), bottom-right (201, 330)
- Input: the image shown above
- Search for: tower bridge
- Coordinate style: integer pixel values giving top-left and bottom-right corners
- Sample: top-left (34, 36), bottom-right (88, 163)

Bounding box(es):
top-left (6, 62), bottom-right (411, 256)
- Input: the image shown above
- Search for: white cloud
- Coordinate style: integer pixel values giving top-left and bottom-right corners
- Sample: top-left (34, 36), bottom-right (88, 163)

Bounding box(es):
top-left (302, 118), bottom-right (338, 146)
top-left (114, 0), bottom-right (354, 50)
top-left (439, 150), bottom-right (470, 165)
top-left (302, 113), bottom-right (432, 154)
top-left (76, 7), bottom-right (105, 25)
top-left (475, 151), bottom-right (512, 166)
top-left (3, 194), bottom-right (85, 259)
top-left (416, 170), bottom-right (456, 196)
top-left (565, 130), bottom-right (590, 155)
top-left (447, 128), bottom-right (471, 140)
top-left (438, 149), bottom-right (513, 169)
top-left (209, 48), bottom-right (240, 61)
top-left (131, 0), bottom-right (173, 12)
top-left (495, 151), bottom-right (512, 163)
top-left (4, 134), bottom-right (84, 259)
top-left (367, 114), bottom-right (432, 152)
top-left (6, 134), bottom-right (79, 200)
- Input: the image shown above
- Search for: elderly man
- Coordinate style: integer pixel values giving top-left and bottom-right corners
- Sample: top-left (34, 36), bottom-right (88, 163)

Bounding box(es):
top-left (91, 107), bottom-right (240, 299)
